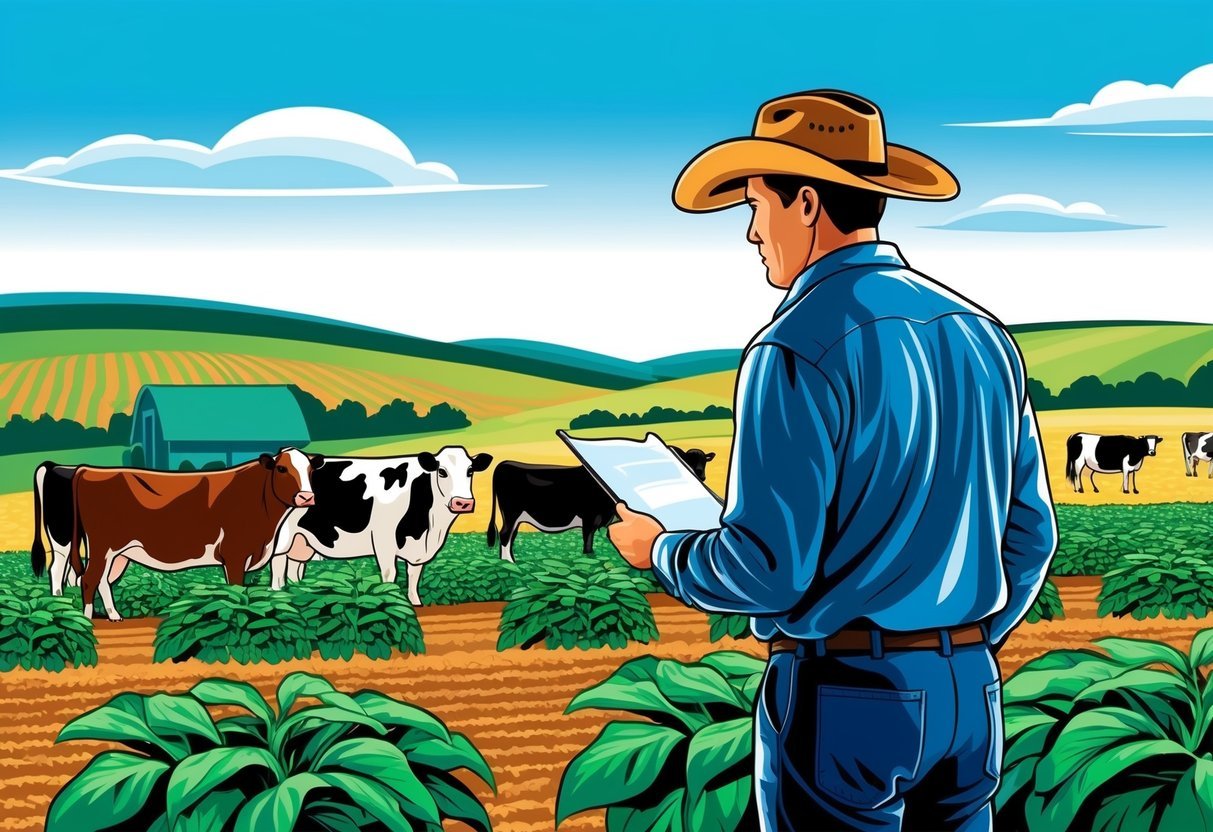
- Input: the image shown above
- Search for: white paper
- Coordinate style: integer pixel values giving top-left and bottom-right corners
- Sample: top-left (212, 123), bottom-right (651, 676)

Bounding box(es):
top-left (557, 431), bottom-right (724, 532)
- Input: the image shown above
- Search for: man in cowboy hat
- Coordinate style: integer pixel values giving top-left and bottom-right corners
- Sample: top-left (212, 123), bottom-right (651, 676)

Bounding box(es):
top-left (610, 90), bottom-right (1057, 831)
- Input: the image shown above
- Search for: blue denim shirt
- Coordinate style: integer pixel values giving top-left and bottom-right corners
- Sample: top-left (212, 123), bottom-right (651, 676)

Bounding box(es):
top-left (650, 242), bottom-right (1057, 645)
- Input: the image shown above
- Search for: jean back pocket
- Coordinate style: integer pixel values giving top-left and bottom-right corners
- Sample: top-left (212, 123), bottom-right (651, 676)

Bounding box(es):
top-left (985, 680), bottom-right (1004, 780)
top-left (815, 685), bottom-right (926, 809)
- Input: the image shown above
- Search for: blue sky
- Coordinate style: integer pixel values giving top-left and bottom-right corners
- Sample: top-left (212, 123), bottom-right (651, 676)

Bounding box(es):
top-left (0, 0), bottom-right (1210, 356)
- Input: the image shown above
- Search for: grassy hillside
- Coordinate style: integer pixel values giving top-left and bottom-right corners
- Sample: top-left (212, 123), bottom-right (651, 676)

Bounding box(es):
top-left (1010, 322), bottom-right (1213, 392)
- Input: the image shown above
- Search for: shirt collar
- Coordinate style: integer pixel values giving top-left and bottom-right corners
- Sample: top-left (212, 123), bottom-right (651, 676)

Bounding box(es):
top-left (774, 241), bottom-right (908, 318)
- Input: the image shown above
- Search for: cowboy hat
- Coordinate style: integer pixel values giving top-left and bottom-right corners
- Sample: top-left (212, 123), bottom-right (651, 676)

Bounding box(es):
top-left (673, 90), bottom-right (959, 212)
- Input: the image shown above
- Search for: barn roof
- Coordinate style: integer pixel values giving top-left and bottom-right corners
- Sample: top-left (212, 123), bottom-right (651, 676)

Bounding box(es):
top-left (133, 385), bottom-right (310, 444)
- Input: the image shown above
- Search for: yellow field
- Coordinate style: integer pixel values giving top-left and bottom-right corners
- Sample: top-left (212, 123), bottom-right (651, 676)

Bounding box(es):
top-left (6, 406), bottom-right (1211, 553)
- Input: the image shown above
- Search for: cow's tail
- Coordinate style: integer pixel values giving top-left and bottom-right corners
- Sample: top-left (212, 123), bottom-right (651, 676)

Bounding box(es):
top-left (68, 469), bottom-right (84, 579)
top-left (486, 479), bottom-right (498, 549)
top-left (1065, 434), bottom-right (1080, 486)
top-left (30, 461), bottom-right (51, 577)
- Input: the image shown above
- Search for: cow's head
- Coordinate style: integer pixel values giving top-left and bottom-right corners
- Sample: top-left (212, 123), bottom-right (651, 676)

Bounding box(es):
top-left (671, 446), bottom-right (716, 482)
top-left (416, 446), bottom-right (493, 514)
top-left (260, 447), bottom-right (325, 508)
top-left (1144, 436), bottom-right (1164, 455)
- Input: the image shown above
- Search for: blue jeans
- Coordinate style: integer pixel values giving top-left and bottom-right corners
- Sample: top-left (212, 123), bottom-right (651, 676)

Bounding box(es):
top-left (755, 636), bottom-right (1002, 831)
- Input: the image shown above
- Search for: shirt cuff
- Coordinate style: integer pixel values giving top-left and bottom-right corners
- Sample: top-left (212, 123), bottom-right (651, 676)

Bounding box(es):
top-left (651, 531), bottom-right (691, 601)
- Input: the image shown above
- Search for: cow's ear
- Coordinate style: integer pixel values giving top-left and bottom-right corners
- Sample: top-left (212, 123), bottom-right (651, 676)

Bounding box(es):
top-left (259, 453), bottom-right (275, 469)
top-left (472, 453), bottom-right (493, 472)
top-left (310, 454), bottom-right (326, 469)
top-left (705, 452), bottom-right (716, 461)
top-left (417, 452), bottom-right (439, 472)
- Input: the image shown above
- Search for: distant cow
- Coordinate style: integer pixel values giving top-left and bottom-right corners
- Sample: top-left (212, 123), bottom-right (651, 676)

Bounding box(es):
top-left (1182, 432), bottom-right (1213, 478)
top-left (68, 448), bottom-right (321, 621)
top-left (487, 446), bottom-right (715, 562)
top-left (1065, 433), bottom-right (1162, 494)
top-left (269, 446), bottom-right (492, 605)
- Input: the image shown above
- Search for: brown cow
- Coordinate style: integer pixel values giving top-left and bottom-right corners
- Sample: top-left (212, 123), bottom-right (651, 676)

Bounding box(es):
top-left (69, 447), bottom-right (322, 621)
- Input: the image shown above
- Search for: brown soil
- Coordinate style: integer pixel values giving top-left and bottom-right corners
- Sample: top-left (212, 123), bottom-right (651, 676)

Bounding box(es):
top-left (2, 581), bottom-right (1210, 831)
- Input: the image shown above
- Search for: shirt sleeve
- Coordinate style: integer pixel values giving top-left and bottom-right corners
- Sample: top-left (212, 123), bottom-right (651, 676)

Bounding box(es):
top-left (650, 343), bottom-right (842, 615)
top-left (987, 394), bottom-right (1059, 646)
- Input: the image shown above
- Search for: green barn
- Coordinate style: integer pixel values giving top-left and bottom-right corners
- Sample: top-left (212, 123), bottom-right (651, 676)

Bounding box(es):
top-left (128, 384), bottom-right (311, 471)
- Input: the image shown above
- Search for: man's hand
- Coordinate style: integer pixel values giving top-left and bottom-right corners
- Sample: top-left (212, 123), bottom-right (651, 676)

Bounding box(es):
top-left (609, 502), bottom-right (664, 570)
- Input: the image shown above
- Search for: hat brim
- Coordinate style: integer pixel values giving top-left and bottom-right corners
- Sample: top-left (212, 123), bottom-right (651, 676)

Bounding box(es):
top-left (672, 138), bottom-right (960, 213)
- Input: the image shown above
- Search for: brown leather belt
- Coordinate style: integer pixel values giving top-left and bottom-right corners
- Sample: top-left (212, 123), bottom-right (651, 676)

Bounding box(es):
top-left (768, 624), bottom-right (987, 656)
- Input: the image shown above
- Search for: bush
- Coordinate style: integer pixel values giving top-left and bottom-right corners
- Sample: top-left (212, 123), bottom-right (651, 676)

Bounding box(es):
top-left (558, 652), bottom-right (764, 830)
top-left (1024, 579), bottom-right (1065, 624)
top-left (48, 670), bottom-right (496, 831)
top-left (1097, 551), bottom-right (1213, 619)
top-left (708, 613), bottom-right (751, 641)
top-left (497, 555), bottom-right (658, 650)
top-left (111, 567), bottom-right (205, 618)
top-left (0, 593), bottom-right (97, 671)
top-left (153, 585), bottom-right (313, 664)
top-left (570, 404), bottom-right (732, 429)
top-left (290, 571), bottom-right (425, 660)
top-left (996, 630), bottom-right (1213, 830)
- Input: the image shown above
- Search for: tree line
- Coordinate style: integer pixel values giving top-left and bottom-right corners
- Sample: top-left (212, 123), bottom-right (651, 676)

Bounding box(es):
top-left (570, 404), bottom-right (733, 429)
top-left (1030, 360), bottom-right (1213, 410)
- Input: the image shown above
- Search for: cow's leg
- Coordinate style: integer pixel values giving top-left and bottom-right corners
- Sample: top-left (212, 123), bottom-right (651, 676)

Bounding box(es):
top-left (96, 555), bottom-right (123, 622)
top-left (79, 552), bottom-right (106, 619)
top-left (107, 555), bottom-right (129, 584)
top-left (1122, 461), bottom-right (1131, 494)
top-left (582, 521), bottom-right (596, 554)
top-left (375, 543), bottom-right (398, 584)
top-left (220, 553), bottom-right (248, 587)
top-left (499, 512), bottom-right (519, 563)
top-left (1088, 468), bottom-right (1099, 493)
top-left (1074, 463), bottom-right (1084, 493)
top-left (1132, 469), bottom-right (1139, 495)
top-left (1207, 460), bottom-right (1213, 479)
top-left (406, 561), bottom-right (424, 606)
top-left (274, 534), bottom-right (313, 589)
top-left (287, 558), bottom-right (307, 583)
top-left (49, 546), bottom-right (69, 596)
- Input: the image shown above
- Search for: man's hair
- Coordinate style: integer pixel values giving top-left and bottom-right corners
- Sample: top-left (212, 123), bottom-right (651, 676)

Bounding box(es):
top-left (762, 174), bottom-right (886, 234)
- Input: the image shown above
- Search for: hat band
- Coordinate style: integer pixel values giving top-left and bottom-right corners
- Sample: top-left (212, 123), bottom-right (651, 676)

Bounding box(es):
top-left (835, 159), bottom-right (889, 177)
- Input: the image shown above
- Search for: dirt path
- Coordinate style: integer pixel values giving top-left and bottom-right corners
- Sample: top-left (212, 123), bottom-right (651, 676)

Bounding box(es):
top-left (3, 584), bottom-right (1211, 831)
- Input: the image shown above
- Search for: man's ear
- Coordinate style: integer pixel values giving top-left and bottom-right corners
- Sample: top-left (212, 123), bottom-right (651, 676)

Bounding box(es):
top-left (417, 452), bottom-right (439, 472)
top-left (799, 185), bottom-right (822, 228)
top-left (472, 453), bottom-right (493, 472)
top-left (259, 453), bottom-right (275, 469)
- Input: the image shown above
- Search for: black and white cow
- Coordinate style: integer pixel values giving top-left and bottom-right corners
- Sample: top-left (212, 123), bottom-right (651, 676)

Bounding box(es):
top-left (31, 461), bottom-right (82, 595)
top-left (1065, 433), bottom-right (1162, 494)
top-left (486, 447), bottom-right (715, 562)
top-left (1182, 432), bottom-right (1213, 478)
top-left (269, 446), bottom-right (492, 604)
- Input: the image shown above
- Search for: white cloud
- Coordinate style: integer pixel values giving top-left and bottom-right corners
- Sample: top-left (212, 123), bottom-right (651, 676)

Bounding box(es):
top-left (949, 63), bottom-right (1213, 133)
top-left (929, 193), bottom-right (1160, 232)
top-left (0, 107), bottom-right (542, 196)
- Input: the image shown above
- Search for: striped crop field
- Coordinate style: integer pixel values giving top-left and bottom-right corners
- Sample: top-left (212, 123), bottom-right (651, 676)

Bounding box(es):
top-left (0, 330), bottom-right (605, 427)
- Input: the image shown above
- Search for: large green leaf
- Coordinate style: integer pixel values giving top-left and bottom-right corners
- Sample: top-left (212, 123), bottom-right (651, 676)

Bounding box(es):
top-left (173, 789), bottom-right (247, 832)
top-left (145, 693), bottom-right (222, 751)
top-left (46, 751), bottom-right (170, 832)
top-left (654, 661), bottom-right (743, 710)
top-left (422, 770), bottom-right (494, 832)
top-left (1003, 652), bottom-right (1123, 707)
top-left (401, 733), bottom-right (497, 792)
top-left (1095, 637), bottom-right (1191, 673)
top-left (1089, 781), bottom-right (1166, 831)
top-left (166, 746), bottom-right (283, 827)
top-left (1074, 669), bottom-right (1197, 742)
top-left (1038, 738), bottom-right (1191, 830)
top-left (57, 694), bottom-right (188, 761)
top-left (272, 706), bottom-right (386, 757)
top-left (235, 772), bottom-right (411, 832)
top-left (606, 789), bottom-right (685, 832)
top-left (190, 678), bottom-right (275, 727)
top-left (557, 721), bottom-right (686, 825)
top-left (314, 737), bottom-right (441, 825)
top-left (685, 776), bottom-right (752, 832)
top-left (353, 691), bottom-right (451, 744)
top-left (1035, 707), bottom-right (1177, 793)
top-left (1191, 630), bottom-right (1213, 669)
top-left (696, 652), bottom-right (766, 681)
top-left (684, 718), bottom-right (752, 810)
top-left (276, 672), bottom-right (339, 716)
top-left (566, 677), bottom-right (701, 732)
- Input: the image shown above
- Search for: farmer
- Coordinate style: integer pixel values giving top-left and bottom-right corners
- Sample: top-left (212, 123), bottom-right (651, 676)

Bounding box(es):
top-left (609, 90), bottom-right (1058, 831)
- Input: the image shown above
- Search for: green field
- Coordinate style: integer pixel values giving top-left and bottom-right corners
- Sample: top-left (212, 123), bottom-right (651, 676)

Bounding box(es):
top-left (1012, 322), bottom-right (1213, 392)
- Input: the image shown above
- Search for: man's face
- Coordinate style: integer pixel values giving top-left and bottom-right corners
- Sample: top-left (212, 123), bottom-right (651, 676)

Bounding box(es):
top-left (745, 177), bottom-right (815, 289)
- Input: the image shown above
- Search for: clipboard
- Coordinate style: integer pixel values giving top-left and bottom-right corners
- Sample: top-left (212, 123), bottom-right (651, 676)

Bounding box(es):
top-left (556, 429), bottom-right (724, 532)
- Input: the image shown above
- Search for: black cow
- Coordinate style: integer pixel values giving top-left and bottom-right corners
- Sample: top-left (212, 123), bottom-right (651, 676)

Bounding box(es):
top-left (1182, 431), bottom-right (1213, 478)
top-left (486, 447), bottom-right (715, 561)
top-left (1065, 433), bottom-right (1162, 494)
